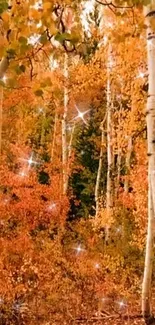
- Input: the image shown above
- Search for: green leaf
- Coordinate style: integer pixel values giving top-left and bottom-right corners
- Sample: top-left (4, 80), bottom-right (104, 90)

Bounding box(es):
top-left (55, 32), bottom-right (72, 44)
top-left (14, 64), bottom-right (26, 75)
top-left (7, 48), bottom-right (16, 58)
top-left (18, 36), bottom-right (28, 45)
top-left (19, 44), bottom-right (31, 55)
top-left (39, 34), bottom-right (48, 45)
top-left (34, 89), bottom-right (44, 97)
top-left (0, 0), bottom-right (8, 14)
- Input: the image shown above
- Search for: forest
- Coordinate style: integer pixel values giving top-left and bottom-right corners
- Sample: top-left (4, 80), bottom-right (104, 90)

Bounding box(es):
top-left (0, 0), bottom-right (155, 324)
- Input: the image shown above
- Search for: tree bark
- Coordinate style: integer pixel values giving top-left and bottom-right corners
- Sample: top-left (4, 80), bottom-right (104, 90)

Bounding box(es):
top-left (0, 87), bottom-right (3, 156)
top-left (65, 121), bottom-right (75, 191)
top-left (40, 111), bottom-right (46, 147)
top-left (62, 53), bottom-right (68, 195)
top-left (116, 148), bottom-right (121, 197)
top-left (124, 136), bottom-right (132, 193)
top-left (95, 115), bottom-right (106, 216)
top-left (105, 43), bottom-right (113, 242)
top-left (142, 3), bottom-right (155, 323)
top-left (0, 57), bottom-right (9, 79)
top-left (0, 57), bottom-right (9, 155)
top-left (51, 112), bottom-right (58, 162)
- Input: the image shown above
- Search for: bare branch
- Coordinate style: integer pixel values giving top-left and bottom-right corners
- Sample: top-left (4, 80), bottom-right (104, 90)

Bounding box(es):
top-left (95, 0), bottom-right (134, 10)
top-left (72, 313), bottom-right (143, 323)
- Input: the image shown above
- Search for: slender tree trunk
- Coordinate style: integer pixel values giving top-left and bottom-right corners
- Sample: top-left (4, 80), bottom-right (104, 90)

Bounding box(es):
top-left (51, 112), bottom-right (58, 161)
top-left (116, 148), bottom-right (121, 197)
top-left (65, 121), bottom-right (75, 191)
top-left (0, 57), bottom-right (9, 79)
top-left (124, 136), bottom-right (132, 193)
top-left (142, 4), bottom-right (155, 323)
top-left (95, 116), bottom-right (106, 216)
top-left (106, 43), bottom-right (113, 242)
top-left (115, 100), bottom-right (122, 197)
top-left (40, 111), bottom-right (46, 147)
top-left (62, 53), bottom-right (68, 195)
top-left (0, 58), bottom-right (8, 156)
top-left (0, 87), bottom-right (3, 156)
top-left (68, 122), bottom-right (75, 162)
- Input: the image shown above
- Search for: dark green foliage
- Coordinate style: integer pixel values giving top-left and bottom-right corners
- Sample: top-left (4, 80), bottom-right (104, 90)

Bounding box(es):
top-left (69, 107), bottom-right (107, 219)
top-left (38, 170), bottom-right (50, 185)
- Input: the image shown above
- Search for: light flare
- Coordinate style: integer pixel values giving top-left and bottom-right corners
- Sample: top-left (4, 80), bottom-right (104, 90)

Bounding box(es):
top-left (71, 104), bottom-right (90, 124)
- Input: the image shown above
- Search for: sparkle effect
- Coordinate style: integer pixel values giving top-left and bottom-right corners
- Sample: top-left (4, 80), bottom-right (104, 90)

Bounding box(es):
top-left (74, 245), bottom-right (85, 254)
top-left (28, 34), bottom-right (41, 46)
top-left (19, 171), bottom-right (27, 177)
top-left (116, 300), bottom-right (127, 308)
top-left (136, 71), bottom-right (145, 79)
top-left (27, 154), bottom-right (39, 167)
top-left (1, 75), bottom-right (7, 83)
top-left (95, 263), bottom-right (100, 269)
top-left (20, 153), bottom-right (39, 169)
top-left (48, 203), bottom-right (56, 210)
top-left (71, 105), bottom-right (90, 124)
top-left (38, 107), bottom-right (44, 113)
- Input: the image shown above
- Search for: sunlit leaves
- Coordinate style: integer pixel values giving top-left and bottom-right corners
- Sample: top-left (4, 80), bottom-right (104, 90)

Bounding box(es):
top-left (43, 1), bottom-right (52, 10)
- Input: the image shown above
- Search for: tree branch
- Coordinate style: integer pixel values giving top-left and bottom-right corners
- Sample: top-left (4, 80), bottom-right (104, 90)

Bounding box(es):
top-left (72, 313), bottom-right (143, 323)
top-left (95, 0), bottom-right (134, 9)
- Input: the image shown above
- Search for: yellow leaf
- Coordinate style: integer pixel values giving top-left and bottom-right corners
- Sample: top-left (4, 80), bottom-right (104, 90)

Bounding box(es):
top-left (49, 23), bottom-right (58, 35)
top-left (43, 2), bottom-right (52, 10)
top-left (1, 12), bottom-right (9, 22)
top-left (29, 9), bottom-right (41, 20)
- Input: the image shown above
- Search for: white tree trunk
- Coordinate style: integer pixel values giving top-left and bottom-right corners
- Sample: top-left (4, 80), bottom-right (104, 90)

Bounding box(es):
top-left (0, 87), bottom-right (3, 156)
top-left (40, 111), bottom-right (46, 147)
top-left (51, 112), bottom-right (58, 161)
top-left (106, 43), bottom-right (113, 242)
top-left (124, 136), bottom-right (132, 193)
top-left (62, 53), bottom-right (68, 195)
top-left (115, 101), bottom-right (122, 197)
top-left (116, 148), bottom-right (121, 198)
top-left (0, 58), bottom-right (9, 155)
top-left (142, 4), bottom-right (155, 322)
top-left (65, 121), bottom-right (75, 191)
top-left (95, 116), bottom-right (106, 216)
top-left (0, 57), bottom-right (9, 79)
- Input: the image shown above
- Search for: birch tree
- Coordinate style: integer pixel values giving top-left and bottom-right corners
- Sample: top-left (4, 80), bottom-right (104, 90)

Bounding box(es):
top-left (105, 43), bottom-right (113, 241)
top-left (62, 53), bottom-right (69, 195)
top-left (142, 2), bottom-right (155, 323)
top-left (95, 0), bottom-right (155, 321)
top-left (0, 87), bottom-right (3, 156)
top-left (51, 112), bottom-right (58, 161)
top-left (124, 136), bottom-right (132, 193)
top-left (95, 116), bottom-right (106, 216)
top-left (0, 57), bottom-right (9, 157)
top-left (0, 57), bottom-right (9, 79)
